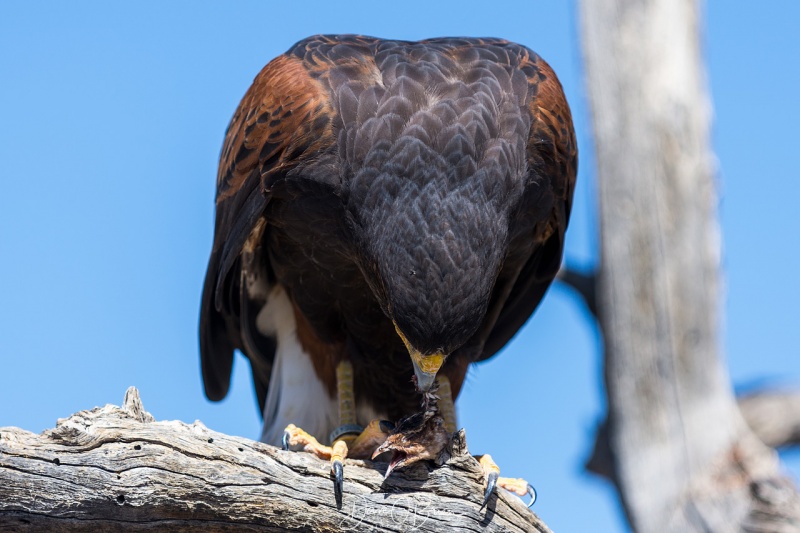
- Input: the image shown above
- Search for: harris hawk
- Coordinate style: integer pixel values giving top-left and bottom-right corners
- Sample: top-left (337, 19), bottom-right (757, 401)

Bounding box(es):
top-left (200, 34), bottom-right (576, 506)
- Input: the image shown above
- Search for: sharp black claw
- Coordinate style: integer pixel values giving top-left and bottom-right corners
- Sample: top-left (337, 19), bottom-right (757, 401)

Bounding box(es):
top-left (333, 460), bottom-right (344, 507)
top-left (481, 471), bottom-right (498, 510)
top-left (527, 483), bottom-right (537, 508)
top-left (281, 431), bottom-right (290, 451)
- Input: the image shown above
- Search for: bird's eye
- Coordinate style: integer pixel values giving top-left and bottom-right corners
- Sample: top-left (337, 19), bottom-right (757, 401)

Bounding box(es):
top-left (409, 270), bottom-right (416, 276)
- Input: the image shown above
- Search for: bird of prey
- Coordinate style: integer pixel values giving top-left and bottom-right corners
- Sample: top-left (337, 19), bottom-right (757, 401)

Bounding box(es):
top-left (200, 34), bottom-right (576, 506)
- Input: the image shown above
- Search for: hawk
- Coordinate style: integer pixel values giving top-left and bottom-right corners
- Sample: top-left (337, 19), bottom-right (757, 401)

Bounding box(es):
top-left (200, 34), bottom-right (576, 505)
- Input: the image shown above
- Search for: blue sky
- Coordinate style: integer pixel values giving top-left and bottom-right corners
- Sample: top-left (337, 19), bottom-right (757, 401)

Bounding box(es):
top-left (1, 2), bottom-right (798, 531)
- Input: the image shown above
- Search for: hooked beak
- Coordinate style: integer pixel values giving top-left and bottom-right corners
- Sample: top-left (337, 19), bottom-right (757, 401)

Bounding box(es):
top-left (393, 323), bottom-right (445, 392)
top-left (410, 350), bottom-right (444, 392)
top-left (372, 440), bottom-right (408, 479)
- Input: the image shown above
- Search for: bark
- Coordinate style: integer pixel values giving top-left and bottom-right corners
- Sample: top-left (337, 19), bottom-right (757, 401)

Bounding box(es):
top-left (578, 0), bottom-right (800, 531)
top-left (0, 387), bottom-right (548, 532)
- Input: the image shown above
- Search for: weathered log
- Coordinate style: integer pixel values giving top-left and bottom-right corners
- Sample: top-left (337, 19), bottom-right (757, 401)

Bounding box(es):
top-left (0, 387), bottom-right (548, 532)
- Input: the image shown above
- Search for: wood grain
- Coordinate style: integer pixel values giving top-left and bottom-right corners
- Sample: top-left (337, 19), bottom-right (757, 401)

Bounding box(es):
top-left (0, 387), bottom-right (549, 532)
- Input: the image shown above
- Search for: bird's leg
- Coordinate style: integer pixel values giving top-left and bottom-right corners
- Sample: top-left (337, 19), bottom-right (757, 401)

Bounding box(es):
top-left (282, 360), bottom-right (393, 503)
top-left (435, 375), bottom-right (457, 433)
top-left (477, 454), bottom-right (537, 509)
top-left (328, 359), bottom-right (359, 501)
top-left (282, 360), bottom-right (359, 502)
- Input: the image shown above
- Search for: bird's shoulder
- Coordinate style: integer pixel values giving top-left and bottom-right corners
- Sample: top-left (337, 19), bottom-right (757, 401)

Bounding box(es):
top-left (520, 51), bottom-right (578, 214)
top-left (216, 53), bottom-right (336, 205)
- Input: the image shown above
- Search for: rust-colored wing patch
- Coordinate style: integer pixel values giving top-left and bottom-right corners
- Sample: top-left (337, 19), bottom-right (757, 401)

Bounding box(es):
top-left (200, 52), bottom-right (336, 403)
top-left (522, 53), bottom-right (578, 217)
top-left (210, 53), bottom-right (338, 295)
top-left (217, 54), bottom-right (335, 203)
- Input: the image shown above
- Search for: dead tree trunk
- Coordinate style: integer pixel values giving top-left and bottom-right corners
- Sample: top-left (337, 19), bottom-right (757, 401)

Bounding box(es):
top-left (0, 387), bottom-right (549, 532)
top-left (578, 0), bottom-right (800, 531)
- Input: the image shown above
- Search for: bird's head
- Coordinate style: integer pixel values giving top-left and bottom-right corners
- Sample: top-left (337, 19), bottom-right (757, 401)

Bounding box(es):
top-left (346, 101), bottom-right (527, 392)
top-left (368, 184), bottom-right (512, 392)
top-left (371, 402), bottom-right (449, 478)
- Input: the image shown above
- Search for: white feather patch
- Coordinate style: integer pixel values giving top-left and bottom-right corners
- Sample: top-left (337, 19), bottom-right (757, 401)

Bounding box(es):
top-left (256, 286), bottom-right (338, 446)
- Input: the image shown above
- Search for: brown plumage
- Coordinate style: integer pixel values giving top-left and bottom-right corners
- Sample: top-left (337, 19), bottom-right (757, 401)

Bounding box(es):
top-left (200, 35), bottom-right (577, 445)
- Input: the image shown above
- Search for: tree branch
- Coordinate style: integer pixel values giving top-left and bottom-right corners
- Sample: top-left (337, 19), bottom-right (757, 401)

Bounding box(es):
top-left (0, 387), bottom-right (549, 532)
top-left (739, 390), bottom-right (800, 449)
top-left (556, 267), bottom-right (598, 318)
top-left (586, 389), bottom-right (800, 481)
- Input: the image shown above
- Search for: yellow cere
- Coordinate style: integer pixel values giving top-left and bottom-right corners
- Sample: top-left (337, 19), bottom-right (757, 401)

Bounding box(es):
top-left (394, 321), bottom-right (445, 374)
top-left (410, 351), bottom-right (445, 374)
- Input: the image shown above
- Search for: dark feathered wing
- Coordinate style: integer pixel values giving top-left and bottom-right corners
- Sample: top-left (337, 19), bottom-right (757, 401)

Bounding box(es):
top-left (199, 54), bottom-right (335, 407)
top-left (479, 53), bottom-right (578, 359)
